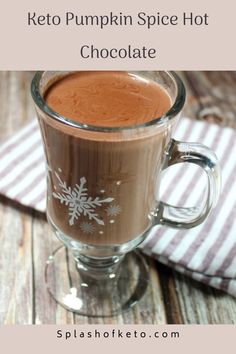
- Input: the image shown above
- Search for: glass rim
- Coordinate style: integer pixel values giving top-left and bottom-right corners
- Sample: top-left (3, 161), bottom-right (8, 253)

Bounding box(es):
top-left (31, 70), bottom-right (186, 132)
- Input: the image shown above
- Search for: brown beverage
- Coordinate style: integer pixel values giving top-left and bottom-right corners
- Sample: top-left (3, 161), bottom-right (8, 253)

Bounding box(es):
top-left (40, 71), bottom-right (172, 245)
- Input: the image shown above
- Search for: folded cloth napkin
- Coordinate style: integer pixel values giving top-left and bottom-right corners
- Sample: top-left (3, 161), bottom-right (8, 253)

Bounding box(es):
top-left (1, 117), bottom-right (236, 297)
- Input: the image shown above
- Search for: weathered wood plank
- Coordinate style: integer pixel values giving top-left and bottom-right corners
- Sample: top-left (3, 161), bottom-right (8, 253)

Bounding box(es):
top-left (32, 212), bottom-right (75, 324)
top-left (0, 201), bottom-right (33, 324)
top-left (156, 263), bottom-right (183, 324)
top-left (181, 71), bottom-right (236, 128)
top-left (0, 71), bottom-right (35, 324)
top-left (174, 271), bottom-right (236, 324)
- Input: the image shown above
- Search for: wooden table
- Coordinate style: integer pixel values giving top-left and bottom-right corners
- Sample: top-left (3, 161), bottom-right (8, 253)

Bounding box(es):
top-left (1, 71), bottom-right (236, 324)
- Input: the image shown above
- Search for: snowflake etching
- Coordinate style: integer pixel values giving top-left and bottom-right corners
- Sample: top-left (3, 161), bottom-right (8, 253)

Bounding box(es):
top-left (106, 204), bottom-right (122, 217)
top-left (52, 172), bottom-right (114, 226)
top-left (80, 222), bottom-right (95, 234)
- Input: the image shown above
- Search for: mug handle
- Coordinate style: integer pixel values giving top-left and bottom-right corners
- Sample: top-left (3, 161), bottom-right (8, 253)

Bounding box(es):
top-left (154, 139), bottom-right (221, 229)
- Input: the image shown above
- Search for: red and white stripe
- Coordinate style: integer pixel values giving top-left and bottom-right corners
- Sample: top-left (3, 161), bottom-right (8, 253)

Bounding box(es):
top-left (1, 118), bottom-right (236, 296)
top-left (0, 120), bottom-right (46, 212)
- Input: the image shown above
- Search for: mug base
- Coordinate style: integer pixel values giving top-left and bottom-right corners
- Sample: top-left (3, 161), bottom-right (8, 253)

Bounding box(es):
top-left (45, 246), bottom-right (149, 317)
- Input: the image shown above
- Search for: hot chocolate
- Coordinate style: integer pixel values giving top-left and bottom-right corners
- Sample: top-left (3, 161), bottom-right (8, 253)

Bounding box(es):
top-left (45, 71), bottom-right (171, 127)
top-left (39, 71), bottom-right (173, 246)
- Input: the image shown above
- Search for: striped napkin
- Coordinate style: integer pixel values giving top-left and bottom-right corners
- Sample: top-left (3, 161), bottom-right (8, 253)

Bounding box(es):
top-left (1, 117), bottom-right (236, 297)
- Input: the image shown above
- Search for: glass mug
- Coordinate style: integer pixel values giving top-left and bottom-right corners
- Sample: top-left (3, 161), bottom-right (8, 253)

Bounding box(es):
top-left (31, 71), bottom-right (221, 316)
